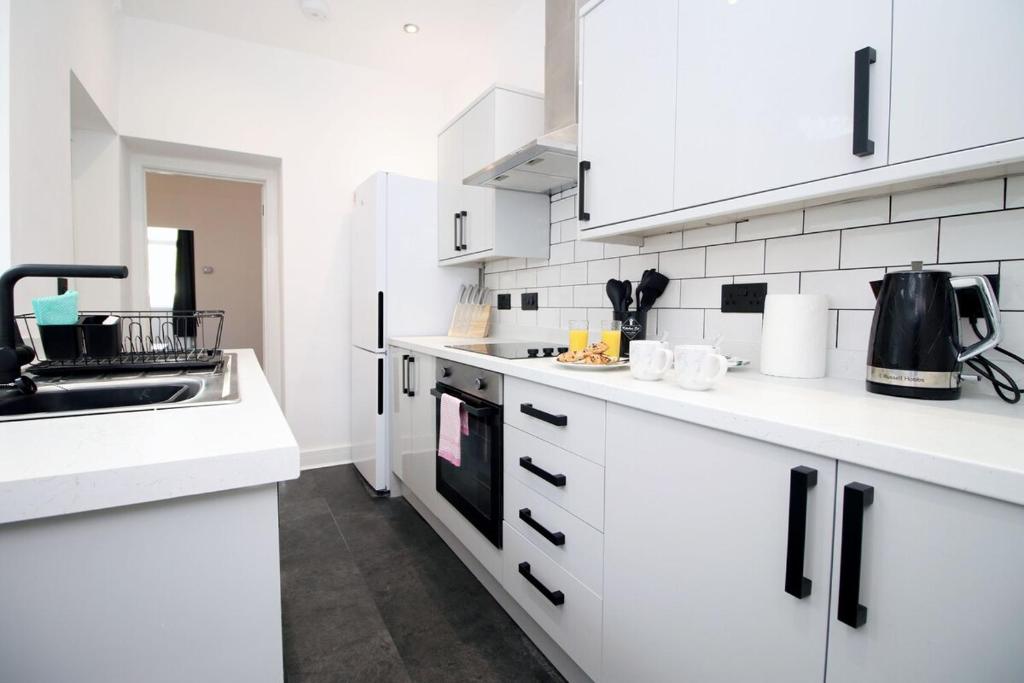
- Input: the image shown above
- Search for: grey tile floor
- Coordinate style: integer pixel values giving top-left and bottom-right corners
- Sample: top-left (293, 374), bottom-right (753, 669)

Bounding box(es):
top-left (278, 464), bottom-right (565, 683)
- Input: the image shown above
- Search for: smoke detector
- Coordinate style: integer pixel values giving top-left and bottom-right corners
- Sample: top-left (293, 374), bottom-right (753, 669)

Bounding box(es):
top-left (299, 0), bottom-right (330, 21)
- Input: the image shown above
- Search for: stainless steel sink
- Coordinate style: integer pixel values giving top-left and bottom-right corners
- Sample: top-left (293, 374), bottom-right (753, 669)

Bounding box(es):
top-left (0, 353), bottom-right (239, 422)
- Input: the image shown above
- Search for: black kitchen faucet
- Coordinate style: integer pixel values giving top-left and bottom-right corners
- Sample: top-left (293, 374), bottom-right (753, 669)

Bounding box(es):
top-left (0, 264), bottom-right (129, 391)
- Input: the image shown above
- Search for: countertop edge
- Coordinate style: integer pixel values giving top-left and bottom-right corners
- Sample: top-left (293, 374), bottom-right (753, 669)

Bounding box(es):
top-left (390, 337), bottom-right (1024, 507)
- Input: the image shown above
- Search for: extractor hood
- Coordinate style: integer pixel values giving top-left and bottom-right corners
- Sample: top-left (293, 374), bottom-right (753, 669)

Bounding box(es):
top-left (463, 0), bottom-right (579, 194)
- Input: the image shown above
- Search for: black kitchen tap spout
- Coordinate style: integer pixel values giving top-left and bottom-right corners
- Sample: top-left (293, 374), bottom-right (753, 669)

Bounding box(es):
top-left (0, 264), bottom-right (129, 383)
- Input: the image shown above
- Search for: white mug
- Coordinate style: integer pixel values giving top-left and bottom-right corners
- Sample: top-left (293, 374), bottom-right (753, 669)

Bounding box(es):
top-left (628, 341), bottom-right (673, 381)
top-left (674, 344), bottom-right (728, 391)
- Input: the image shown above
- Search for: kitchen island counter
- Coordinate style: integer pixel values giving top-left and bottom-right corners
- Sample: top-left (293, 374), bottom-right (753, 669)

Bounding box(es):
top-left (392, 336), bottom-right (1024, 506)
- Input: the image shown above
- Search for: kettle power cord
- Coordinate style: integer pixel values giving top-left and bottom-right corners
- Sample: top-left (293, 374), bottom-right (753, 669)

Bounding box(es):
top-left (965, 318), bottom-right (1024, 404)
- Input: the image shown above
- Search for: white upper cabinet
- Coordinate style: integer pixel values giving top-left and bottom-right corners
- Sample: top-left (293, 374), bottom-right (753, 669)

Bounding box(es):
top-left (577, 0), bottom-right (678, 229)
top-left (603, 404), bottom-right (837, 682)
top-left (826, 463), bottom-right (1024, 682)
top-left (889, 0), bottom-right (1024, 163)
top-left (437, 87), bottom-right (549, 264)
top-left (674, 0), bottom-right (891, 208)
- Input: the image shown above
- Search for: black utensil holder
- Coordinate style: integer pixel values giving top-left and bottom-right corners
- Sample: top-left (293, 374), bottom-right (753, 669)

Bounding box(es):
top-left (38, 323), bottom-right (82, 361)
top-left (80, 315), bottom-right (122, 358)
top-left (613, 309), bottom-right (648, 358)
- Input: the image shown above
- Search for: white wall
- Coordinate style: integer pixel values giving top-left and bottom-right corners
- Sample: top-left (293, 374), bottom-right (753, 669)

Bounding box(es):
top-left (118, 17), bottom-right (446, 460)
top-left (0, 0), bottom-right (10, 271)
top-left (8, 0), bottom-right (121, 306)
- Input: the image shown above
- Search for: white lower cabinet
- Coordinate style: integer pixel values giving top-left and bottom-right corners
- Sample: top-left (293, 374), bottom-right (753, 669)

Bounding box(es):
top-left (502, 524), bottom-right (603, 681)
top-left (825, 463), bottom-right (1024, 682)
top-left (602, 404), bottom-right (836, 682)
top-left (394, 351), bottom-right (436, 502)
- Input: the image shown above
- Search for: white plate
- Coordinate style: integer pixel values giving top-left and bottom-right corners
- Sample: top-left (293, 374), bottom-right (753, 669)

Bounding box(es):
top-left (726, 356), bottom-right (751, 368)
top-left (553, 358), bottom-right (630, 371)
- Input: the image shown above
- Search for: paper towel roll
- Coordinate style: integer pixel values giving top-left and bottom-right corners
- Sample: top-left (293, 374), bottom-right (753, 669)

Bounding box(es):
top-left (760, 294), bottom-right (829, 378)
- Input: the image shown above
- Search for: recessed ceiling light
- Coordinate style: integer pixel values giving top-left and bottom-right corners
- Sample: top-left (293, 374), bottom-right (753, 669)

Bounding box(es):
top-left (299, 0), bottom-right (330, 21)
top-left (402, 23), bottom-right (420, 34)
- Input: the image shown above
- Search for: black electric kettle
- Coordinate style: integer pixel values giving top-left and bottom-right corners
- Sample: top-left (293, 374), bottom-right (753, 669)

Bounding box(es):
top-left (866, 264), bottom-right (1001, 400)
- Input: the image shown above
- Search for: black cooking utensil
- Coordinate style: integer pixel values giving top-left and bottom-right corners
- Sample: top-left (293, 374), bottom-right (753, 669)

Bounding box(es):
top-left (606, 279), bottom-right (625, 313)
top-left (623, 280), bottom-right (633, 311)
top-left (638, 270), bottom-right (670, 311)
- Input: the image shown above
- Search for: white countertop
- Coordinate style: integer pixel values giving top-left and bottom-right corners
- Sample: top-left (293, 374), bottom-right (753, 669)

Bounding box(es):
top-left (0, 349), bottom-right (299, 525)
top-left (391, 336), bottom-right (1024, 506)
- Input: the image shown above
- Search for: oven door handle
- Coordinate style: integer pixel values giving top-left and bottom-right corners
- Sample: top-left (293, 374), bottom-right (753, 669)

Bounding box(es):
top-left (429, 388), bottom-right (499, 417)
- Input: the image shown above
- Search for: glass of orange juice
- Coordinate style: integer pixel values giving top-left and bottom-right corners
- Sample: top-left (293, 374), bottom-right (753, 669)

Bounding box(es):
top-left (568, 320), bottom-right (589, 352)
top-left (601, 320), bottom-right (622, 360)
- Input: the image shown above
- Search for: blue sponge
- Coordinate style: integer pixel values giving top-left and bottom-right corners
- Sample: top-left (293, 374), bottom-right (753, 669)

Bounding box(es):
top-left (32, 291), bottom-right (80, 326)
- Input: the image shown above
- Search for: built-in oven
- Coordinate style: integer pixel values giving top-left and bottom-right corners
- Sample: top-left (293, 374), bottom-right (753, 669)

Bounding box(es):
top-left (430, 360), bottom-right (503, 548)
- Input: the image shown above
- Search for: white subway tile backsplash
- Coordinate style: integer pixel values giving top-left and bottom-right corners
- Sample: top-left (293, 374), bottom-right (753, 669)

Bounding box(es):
top-left (1000, 260), bottom-right (1024, 310)
top-left (506, 257), bottom-right (527, 271)
top-left (737, 210), bottom-right (802, 241)
top-left (604, 242), bottom-right (640, 258)
top-left (558, 218), bottom-right (579, 242)
top-left (573, 284), bottom-right (605, 308)
top-left (940, 209), bottom-right (1024, 262)
top-left (536, 308), bottom-right (560, 329)
top-left (537, 266), bottom-right (560, 287)
top-left (517, 310), bottom-right (538, 327)
top-left (659, 248), bottom-right (705, 279)
top-left (840, 219), bottom-right (938, 269)
top-left (681, 277), bottom-right (732, 308)
top-left (548, 286), bottom-right (574, 308)
top-left (559, 308), bottom-right (588, 328)
top-left (800, 268), bottom-right (884, 309)
top-left (891, 179), bottom-right (1003, 222)
top-left (526, 256), bottom-right (549, 268)
top-left (574, 239), bottom-right (605, 261)
top-left (1008, 176), bottom-right (1024, 209)
top-left (657, 308), bottom-right (704, 341)
top-left (587, 258), bottom-right (619, 284)
top-left (551, 196), bottom-right (575, 223)
top-left (735, 272), bottom-right (800, 295)
top-left (706, 240), bottom-right (765, 277)
top-left (484, 273), bottom-right (499, 288)
top-left (620, 253), bottom-right (660, 282)
top-left (560, 262), bottom-right (588, 286)
top-left (765, 232), bottom-right (840, 273)
top-left (515, 269), bottom-right (538, 288)
top-left (548, 241), bottom-right (575, 265)
top-left (550, 224), bottom-right (560, 244)
top-left (705, 310), bottom-right (763, 345)
top-left (836, 310), bottom-right (875, 351)
top-left (682, 223), bottom-right (736, 248)
top-left (804, 196), bottom-right (889, 233)
top-left (498, 271), bottom-right (516, 289)
top-left (641, 231), bottom-right (683, 253)
top-left (653, 279), bottom-right (682, 308)
top-left (885, 261), bottom-right (999, 276)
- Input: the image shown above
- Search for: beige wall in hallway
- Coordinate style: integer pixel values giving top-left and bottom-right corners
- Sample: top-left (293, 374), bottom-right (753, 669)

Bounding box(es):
top-left (145, 172), bottom-right (263, 362)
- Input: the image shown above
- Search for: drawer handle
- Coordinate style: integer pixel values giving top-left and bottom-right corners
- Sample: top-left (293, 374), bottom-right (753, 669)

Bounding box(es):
top-left (837, 482), bottom-right (874, 628)
top-left (520, 403), bottom-right (568, 427)
top-left (519, 456), bottom-right (566, 487)
top-left (519, 508), bottom-right (566, 546)
top-left (784, 466), bottom-right (817, 599)
top-left (852, 46), bottom-right (876, 157)
top-left (518, 561), bottom-right (565, 606)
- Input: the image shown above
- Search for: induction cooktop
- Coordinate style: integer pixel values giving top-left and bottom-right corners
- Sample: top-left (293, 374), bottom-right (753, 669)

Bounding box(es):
top-left (446, 342), bottom-right (569, 360)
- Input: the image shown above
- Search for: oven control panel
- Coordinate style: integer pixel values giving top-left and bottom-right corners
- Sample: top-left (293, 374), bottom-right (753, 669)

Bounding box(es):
top-left (435, 360), bottom-right (503, 404)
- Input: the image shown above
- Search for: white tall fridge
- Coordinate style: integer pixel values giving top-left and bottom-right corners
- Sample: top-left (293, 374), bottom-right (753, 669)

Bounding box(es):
top-left (349, 172), bottom-right (477, 493)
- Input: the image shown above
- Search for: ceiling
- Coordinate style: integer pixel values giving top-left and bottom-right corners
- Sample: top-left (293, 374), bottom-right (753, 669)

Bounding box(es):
top-left (119, 0), bottom-right (540, 85)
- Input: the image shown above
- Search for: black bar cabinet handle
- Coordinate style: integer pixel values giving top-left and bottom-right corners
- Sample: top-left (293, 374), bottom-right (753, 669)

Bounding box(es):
top-left (519, 456), bottom-right (566, 487)
top-left (401, 355), bottom-right (410, 395)
top-left (852, 46), bottom-right (876, 157)
top-left (376, 358), bottom-right (384, 416)
top-left (428, 388), bottom-right (498, 417)
top-left (459, 210), bottom-right (468, 250)
top-left (406, 356), bottom-right (416, 397)
top-left (519, 508), bottom-right (566, 546)
top-left (578, 160), bottom-right (591, 221)
top-left (785, 466), bottom-right (818, 599)
top-left (518, 561), bottom-right (564, 606)
top-left (377, 291), bottom-right (384, 348)
top-left (520, 403), bottom-right (568, 427)
top-left (453, 213), bottom-right (461, 251)
top-left (837, 482), bottom-right (874, 628)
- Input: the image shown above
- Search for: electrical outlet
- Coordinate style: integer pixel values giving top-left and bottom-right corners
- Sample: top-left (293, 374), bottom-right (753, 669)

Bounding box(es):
top-left (721, 282), bottom-right (768, 313)
top-left (521, 292), bottom-right (538, 311)
top-left (957, 274), bottom-right (999, 319)
top-left (497, 293), bottom-right (512, 310)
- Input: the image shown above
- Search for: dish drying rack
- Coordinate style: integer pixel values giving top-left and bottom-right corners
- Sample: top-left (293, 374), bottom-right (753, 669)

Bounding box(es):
top-left (16, 310), bottom-right (225, 376)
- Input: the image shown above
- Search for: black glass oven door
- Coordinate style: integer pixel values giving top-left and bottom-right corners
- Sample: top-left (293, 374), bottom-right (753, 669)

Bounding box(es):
top-left (434, 383), bottom-right (503, 548)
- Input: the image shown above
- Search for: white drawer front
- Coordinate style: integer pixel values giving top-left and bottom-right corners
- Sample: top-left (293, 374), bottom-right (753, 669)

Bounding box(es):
top-left (504, 476), bottom-right (604, 596)
top-left (505, 377), bottom-right (606, 465)
top-left (505, 426), bottom-right (605, 531)
top-left (503, 524), bottom-right (602, 681)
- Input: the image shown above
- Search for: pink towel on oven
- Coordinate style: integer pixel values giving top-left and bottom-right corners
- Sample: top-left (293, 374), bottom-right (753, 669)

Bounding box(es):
top-left (438, 393), bottom-right (469, 466)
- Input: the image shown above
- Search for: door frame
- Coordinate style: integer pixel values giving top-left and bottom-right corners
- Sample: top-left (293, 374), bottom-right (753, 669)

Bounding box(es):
top-left (125, 147), bottom-right (284, 404)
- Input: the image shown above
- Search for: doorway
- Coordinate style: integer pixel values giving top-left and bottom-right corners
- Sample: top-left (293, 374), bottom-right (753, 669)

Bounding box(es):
top-left (144, 172), bottom-right (265, 363)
